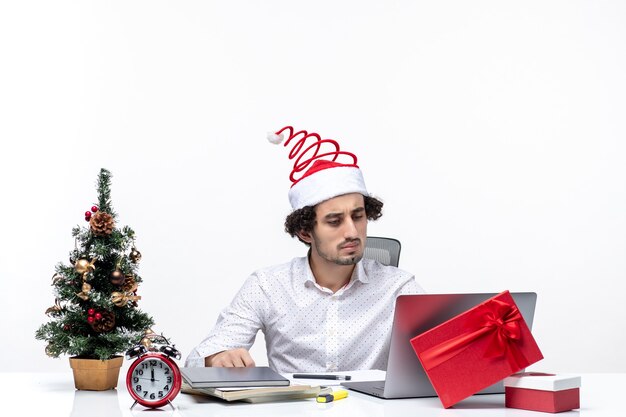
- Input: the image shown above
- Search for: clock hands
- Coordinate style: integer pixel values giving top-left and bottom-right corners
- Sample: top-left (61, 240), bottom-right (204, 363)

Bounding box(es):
top-left (136, 376), bottom-right (161, 382)
top-left (151, 368), bottom-right (155, 382)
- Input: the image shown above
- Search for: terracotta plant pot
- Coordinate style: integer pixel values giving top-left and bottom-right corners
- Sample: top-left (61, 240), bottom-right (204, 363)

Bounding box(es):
top-left (69, 356), bottom-right (123, 391)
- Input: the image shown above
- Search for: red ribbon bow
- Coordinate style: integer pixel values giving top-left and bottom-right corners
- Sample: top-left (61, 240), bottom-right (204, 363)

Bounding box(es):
top-left (419, 298), bottom-right (528, 371)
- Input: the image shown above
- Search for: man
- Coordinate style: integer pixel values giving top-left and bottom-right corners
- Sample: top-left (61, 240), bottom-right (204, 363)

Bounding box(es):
top-left (185, 126), bottom-right (424, 373)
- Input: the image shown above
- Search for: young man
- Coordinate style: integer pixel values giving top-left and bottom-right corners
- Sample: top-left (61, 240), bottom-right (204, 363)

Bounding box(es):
top-left (185, 126), bottom-right (424, 373)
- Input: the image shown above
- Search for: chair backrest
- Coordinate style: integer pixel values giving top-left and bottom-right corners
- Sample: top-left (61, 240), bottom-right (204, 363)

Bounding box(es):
top-left (363, 236), bottom-right (401, 267)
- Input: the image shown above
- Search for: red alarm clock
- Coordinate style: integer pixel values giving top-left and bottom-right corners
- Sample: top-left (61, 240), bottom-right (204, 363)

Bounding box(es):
top-left (125, 341), bottom-right (182, 409)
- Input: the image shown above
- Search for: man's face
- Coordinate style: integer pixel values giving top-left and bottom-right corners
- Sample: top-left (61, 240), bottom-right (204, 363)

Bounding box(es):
top-left (308, 193), bottom-right (367, 266)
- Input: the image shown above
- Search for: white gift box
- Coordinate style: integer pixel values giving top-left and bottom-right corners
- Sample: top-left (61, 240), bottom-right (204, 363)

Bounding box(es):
top-left (503, 372), bottom-right (581, 413)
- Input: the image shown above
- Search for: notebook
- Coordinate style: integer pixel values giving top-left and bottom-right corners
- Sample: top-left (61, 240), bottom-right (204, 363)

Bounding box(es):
top-left (181, 381), bottom-right (328, 402)
top-left (180, 366), bottom-right (290, 388)
top-left (342, 292), bottom-right (538, 399)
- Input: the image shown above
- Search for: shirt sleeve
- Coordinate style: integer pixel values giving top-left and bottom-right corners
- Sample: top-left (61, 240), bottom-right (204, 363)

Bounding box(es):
top-left (184, 273), bottom-right (269, 367)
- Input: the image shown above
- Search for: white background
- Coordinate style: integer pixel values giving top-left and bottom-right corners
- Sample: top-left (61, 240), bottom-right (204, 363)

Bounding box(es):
top-left (1, 1), bottom-right (624, 373)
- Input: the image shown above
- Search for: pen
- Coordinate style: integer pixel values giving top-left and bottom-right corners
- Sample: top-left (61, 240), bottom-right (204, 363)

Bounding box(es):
top-left (293, 373), bottom-right (352, 380)
top-left (317, 389), bottom-right (349, 403)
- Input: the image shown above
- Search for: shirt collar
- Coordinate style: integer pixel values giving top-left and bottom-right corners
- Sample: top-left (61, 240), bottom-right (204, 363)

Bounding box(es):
top-left (344, 260), bottom-right (369, 291)
top-left (301, 253), bottom-right (370, 290)
top-left (353, 260), bottom-right (369, 284)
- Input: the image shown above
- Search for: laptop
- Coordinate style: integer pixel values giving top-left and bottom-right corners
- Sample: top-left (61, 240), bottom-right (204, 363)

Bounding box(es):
top-left (180, 366), bottom-right (290, 388)
top-left (342, 292), bottom-right (538, 399)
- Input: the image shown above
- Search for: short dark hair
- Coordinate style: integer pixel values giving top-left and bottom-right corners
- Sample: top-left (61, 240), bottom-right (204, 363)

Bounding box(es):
top-left (284, 195), bottom-right (384, 245)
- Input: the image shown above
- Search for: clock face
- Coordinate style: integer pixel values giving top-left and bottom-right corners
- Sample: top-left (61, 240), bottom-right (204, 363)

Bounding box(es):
top-left (126, 353), bottom-right (181, 408)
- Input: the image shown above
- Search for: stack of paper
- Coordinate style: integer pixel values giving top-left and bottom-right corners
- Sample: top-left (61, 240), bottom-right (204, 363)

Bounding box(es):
top-left (182, 382), bottom-right (329, 403)
top-left (180, 366), bottom-right (328, 403)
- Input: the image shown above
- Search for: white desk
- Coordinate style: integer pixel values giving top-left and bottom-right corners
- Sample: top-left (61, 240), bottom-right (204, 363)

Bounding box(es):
top-left (5, 372), bottom-right (623, 416)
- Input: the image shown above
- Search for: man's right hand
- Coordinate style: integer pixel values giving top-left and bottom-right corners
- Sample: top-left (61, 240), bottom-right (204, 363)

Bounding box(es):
top-left (204, 348), bottom-right (256, 367)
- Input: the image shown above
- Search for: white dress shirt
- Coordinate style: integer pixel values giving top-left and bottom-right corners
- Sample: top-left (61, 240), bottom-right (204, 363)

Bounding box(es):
top-left (185, 256), bottom-right (424, 373)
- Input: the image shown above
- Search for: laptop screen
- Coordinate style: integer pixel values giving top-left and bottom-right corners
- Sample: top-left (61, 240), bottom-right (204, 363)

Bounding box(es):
top-left (383, 292), bottom-right (537, 398)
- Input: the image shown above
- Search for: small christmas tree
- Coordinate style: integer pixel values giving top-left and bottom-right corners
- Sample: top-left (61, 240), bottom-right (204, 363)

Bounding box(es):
top-left (36, 168), bottom-right (154, 360)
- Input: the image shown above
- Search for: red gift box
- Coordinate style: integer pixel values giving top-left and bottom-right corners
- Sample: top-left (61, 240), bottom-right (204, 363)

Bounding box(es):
top-left (409, 290), bottom-right (543, 408)
top-left (504, 372), bottom-right (581, 413)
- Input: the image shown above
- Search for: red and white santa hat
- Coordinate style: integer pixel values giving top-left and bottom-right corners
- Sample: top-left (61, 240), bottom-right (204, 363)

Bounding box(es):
top-left (267, 125), bottom-right (369, 210)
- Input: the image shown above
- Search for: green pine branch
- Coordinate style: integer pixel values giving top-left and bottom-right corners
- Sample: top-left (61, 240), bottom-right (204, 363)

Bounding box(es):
top-left (96, 168), bottom-right (116, 218)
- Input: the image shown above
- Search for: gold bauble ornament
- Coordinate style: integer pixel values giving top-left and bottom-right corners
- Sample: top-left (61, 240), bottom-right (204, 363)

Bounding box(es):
top-left (76, 282), bottom-right (92, 301)
top-left (111, 291), bottom-right (126, 307)
top-left (110, 269), bottom-right (125, 286)
top-left (140, 337), bottom-right (153, 349)
top-left (74, 258), bottom-right (96, 274)
top-left (45, 344), bottom-right (55, 357)
top-left (130, 247), bottom-right (142, 263)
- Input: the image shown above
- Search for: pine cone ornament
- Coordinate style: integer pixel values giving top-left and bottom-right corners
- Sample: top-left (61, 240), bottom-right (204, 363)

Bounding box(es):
top-left (112, 275), bottom-right (142, 307)
top-left (89, 212), bottom-right (115, 236)
top-left (90, 310), bottom-right (115, 333)
top-left (123, 275), bottom-right (138, 293)
top-left (124, 275), bottom-right (141, 307)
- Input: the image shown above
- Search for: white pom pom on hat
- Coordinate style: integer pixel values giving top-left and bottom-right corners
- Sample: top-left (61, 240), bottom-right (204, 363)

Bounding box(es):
top-left (267, 125), bottom-right (369, 210)
top-left (267, 132), bottom-right (284, 144)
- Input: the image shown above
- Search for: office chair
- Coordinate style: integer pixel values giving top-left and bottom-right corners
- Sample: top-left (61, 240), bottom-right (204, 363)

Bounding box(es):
top-left (363, 236), bottom-right (401, 267)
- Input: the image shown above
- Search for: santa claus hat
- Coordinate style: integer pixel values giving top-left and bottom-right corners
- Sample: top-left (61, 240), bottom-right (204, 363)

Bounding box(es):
top-left (267, 125), bottom-right (369, 210)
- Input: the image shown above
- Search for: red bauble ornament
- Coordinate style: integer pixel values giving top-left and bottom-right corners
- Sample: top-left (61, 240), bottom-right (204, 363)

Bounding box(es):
top-left (91, 206), bottom-right (99, 213)
top-left (85, 211), bottom-right (92, 217)
top-left (88, 308), bottom-right (95, 316)
top-left (95, 312), bottom-right (102, 321)
top-left (84, 217), bottom-right (91, 222)
top-left (87, 316), bottom-right (95, 324)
